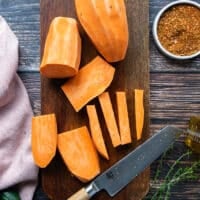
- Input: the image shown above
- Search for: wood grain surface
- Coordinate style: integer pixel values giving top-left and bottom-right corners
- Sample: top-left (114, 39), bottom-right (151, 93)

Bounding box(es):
top-left (0, 0), bottom-right (199, 199)
top-left (40, 0), bottom-right (150, 200)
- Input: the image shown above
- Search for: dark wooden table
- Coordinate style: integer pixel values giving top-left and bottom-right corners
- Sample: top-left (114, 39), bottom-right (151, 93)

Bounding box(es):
top-left (0, 0), bottom-right (199, 199)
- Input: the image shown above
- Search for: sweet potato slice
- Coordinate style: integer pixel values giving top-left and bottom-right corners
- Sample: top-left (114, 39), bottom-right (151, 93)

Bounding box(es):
top-left (57, 126), bottom-right (100, 182)
top-left (86, 105), bottom-right (109, 160)
top-left (31, 114), bottom-right (57, 168)
top-left (135, 89), bottom-right (144, 140)
top-left (98, 92), bottom-right (121, 147)
top-left (40, 17), bottom-right (81, 78)
top-left (61, 56), bottom-right (115, 112)
top-left (116, 92), bottom-right (132, 145)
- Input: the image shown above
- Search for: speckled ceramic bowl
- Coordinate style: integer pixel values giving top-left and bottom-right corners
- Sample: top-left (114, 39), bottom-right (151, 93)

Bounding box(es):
top-left (152, 0), bottom-right (200, 60)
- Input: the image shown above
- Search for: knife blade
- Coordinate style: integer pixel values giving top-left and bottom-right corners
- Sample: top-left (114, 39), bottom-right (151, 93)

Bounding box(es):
top-left (67, 126), bottom-right (182, 200)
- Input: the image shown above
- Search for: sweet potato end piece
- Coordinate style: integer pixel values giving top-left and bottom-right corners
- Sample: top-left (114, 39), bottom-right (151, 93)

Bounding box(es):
top-left (58, 126), bottom-right (100, 182)
top-left (31, 114), bottom-right (57, 168)
top-left (40, 17), bottom-right (81, 79)
top-left (75, 0), bottom-right (129, 62)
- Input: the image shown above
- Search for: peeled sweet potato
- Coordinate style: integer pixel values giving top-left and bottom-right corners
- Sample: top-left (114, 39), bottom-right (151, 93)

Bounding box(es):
top-left (61, 56), bottom-right (115, 112)
top-left (75, 0), bottom-right (129, 62)
top-left (31, 114), bottom-right (57, 168)
top-left (98, 92), bottom-right (121, 147)
top-left (86, 105), bottom-right (109, 160)
top-left (40, 17), bottom-right (81, 78)
top-left (58, 126), bottom-right (100, 182)
top-left (135, 89), bottom-right (144, 140)
top-left (116, 91), bottom-right (132, 145)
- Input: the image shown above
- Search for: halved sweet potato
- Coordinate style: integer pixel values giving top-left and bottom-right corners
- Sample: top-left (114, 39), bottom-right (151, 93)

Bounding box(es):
top-left (135, 89), bottom-right (144, 140)
top-left (40, 17), bottom-right (81, 78)
top-left (61, 56), bottom-right (115, 112)
top-left (116, 91), bottom-right (132, 145)
top-left (98, 92), bottom-right (121, 147)
top-left (31, 114), bottom-right (57, 168)
top-left (57, 126), bottom-right (100, 182)
top-left (75, 0), bottom-right (129, 62)
top-left (86, 105), bottom-right (109, 160)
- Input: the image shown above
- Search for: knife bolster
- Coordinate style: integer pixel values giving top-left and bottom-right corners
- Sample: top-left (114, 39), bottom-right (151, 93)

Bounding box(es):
top-left (85, 182), bottom-right (100, 197)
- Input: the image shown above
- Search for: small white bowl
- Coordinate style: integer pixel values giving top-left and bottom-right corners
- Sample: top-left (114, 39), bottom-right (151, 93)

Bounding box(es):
top-left (152, 0), bottom-right (200, 60)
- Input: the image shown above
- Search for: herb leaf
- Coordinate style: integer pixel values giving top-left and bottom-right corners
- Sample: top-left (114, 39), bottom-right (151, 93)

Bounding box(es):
top-left (0, 191), bottom-right (21, 200)
top-left (148, 150), bottom-right (200, 200)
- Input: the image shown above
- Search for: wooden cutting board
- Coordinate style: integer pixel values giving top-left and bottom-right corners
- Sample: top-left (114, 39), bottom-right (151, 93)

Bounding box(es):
top-left (40, 0), bottom-right (150, 199)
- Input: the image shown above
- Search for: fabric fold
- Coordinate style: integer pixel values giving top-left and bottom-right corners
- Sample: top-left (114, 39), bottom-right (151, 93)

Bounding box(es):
top-left (0, 16), bottom-right (38, 200)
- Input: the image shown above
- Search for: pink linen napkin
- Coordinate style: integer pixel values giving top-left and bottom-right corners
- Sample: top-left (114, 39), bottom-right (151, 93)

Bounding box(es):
top-left (0, 16), bottom-right (38, 200)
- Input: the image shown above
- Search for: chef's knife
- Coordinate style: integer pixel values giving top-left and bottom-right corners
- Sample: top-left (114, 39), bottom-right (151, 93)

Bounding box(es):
top-left (68, 126), bottom-right (182, 200)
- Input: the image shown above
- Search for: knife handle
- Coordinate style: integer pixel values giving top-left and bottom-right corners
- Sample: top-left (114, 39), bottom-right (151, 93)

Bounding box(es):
top-left (67, 188), bottom-right (90, 200)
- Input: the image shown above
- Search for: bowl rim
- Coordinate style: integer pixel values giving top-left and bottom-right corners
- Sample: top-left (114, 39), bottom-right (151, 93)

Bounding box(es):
top-left (152, 0), bottom-right (200, 60)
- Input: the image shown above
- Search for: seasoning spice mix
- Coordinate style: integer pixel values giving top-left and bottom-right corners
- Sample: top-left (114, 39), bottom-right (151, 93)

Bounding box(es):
top-left (157, 4), bottom-right (200, 56)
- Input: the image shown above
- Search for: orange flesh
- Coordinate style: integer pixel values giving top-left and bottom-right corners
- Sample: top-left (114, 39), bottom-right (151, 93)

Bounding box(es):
top-left (135, 89), bottom-right (144, 140)
top-left (31, 114), bottom-right (57, 168)
top-left (98, 92), bottom-right (121, 147)
top-left (116, 92), bottom-right (132, 145)
top-left (75, 0), bottom-right (128, 62)
top-left (86, 105), bottom-right (109, 160)
top-left (57, 126), bottom-right (100, 182)
top-left (40, 17), bottom-right (81, 78)
top-left (61, 56), bottom-right (115, 112)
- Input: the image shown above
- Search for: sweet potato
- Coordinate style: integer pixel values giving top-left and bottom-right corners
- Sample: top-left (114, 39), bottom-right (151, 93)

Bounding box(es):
top-left (31, 114), bottom-right (57, 168)
top-left (86, 105), bottom-right (109, 160)
top-left (116, 92), bottom-right (131, 144)
top-left (75, 0), bottom-right (129, 62)
top-left (61, 56), bottom-right (115, 112)
top-left (135, 89), bottom-right (144, 140)
top-left (40, 17), bottom-right (81, 78)
top-left (57, 126), bottom-right (100, 182)
top-left (98, 92), bottom-right (121, 147)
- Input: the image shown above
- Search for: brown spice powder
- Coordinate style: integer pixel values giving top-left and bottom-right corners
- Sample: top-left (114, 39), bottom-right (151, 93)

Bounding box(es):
top-left (158, 4), bottom-right (200, 56)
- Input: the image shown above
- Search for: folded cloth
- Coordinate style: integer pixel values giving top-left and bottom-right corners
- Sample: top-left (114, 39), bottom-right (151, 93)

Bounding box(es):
top-left (0, 16), bottom-right (38, 200)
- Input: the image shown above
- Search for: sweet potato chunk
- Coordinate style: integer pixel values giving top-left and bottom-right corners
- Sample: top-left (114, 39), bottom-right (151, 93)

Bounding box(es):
top-left (31, 114), bottom-right (57, 168)
top-left (61, 56), bottom-right (115, 112)
top-left (40, 17), bottom-right (81, 78)
top-left (58, 126), bottom-right (100, 182)
top-left (75, 0), bottom-right (129, 62)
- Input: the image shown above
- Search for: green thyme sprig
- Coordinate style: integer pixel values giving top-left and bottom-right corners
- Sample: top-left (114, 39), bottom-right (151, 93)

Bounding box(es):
top-left (153, 144), bottom-right (174, 182)
top-left (0, 191), bottom-right (21, 200)
top-left (149, 150), bottom-right (200, 200)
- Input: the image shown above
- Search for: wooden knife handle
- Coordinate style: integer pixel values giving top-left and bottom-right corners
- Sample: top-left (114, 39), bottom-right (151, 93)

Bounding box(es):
top-left (67, 188), bottom-right (90, 200)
